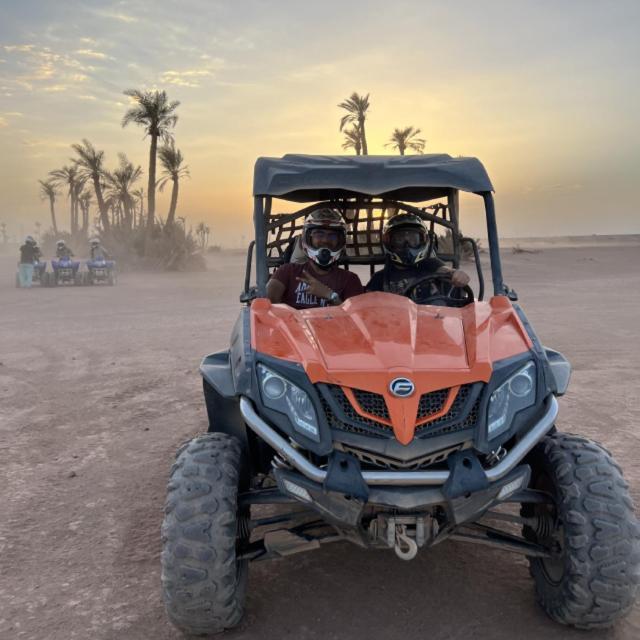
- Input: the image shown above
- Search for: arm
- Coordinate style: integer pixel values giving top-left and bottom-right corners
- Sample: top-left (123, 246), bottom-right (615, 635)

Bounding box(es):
top-left (436, 264), bottom-right (470, 287)
top-left (267, 277), bottom-right (286, 303)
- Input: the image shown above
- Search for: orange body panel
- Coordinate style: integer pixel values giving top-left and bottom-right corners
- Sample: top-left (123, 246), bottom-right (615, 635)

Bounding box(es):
top-left (251, 293), bottom-right (533, 444)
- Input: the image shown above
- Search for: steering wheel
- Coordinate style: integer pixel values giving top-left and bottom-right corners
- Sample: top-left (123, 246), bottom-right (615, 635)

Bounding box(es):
top-left (402, 272), bottom-right (474, 307)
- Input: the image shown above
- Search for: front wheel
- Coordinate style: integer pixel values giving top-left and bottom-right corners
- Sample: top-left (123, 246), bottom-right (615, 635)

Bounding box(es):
top-left (523, 433), bottom-right (640, 629)
top-left (161, 432), bottom-right (249, 635)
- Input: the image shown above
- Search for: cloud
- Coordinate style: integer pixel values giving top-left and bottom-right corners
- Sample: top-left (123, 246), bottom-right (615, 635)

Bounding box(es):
top-left (287, 63), bottom-right (337, 82)
top-left (75, 49), bottom-right (112, 60)
top-left (96, 11), bottom-right (138, 23)
top-left (1, 44), bottom-right (97, 93)
top-left (3, 44), bottom-right (36, 53)
top-left (0, 116), bottom-right (7, 128)
top-left (42, 84), bottom-right (69, 93)
top-left (160, 58), bottom-right (225, 87)
top-left (77, 94), bottom-right (98, 101)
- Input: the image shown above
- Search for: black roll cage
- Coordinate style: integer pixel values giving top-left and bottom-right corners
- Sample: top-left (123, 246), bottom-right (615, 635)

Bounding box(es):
top-left (247, 190), bottom-right (504, 302)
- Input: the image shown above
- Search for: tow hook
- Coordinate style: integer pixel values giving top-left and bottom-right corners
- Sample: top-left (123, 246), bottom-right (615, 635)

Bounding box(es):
top-left (393, 524), bottom-right (418, 561)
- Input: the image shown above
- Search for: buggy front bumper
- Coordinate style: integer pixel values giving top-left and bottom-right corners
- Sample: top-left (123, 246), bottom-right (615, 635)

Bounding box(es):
top-left (239, 395), bottom-right (558, 487)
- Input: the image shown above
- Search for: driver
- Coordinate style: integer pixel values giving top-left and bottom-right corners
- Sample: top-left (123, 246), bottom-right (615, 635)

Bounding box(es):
top-left (366, 213), bottom-right (470, 299)
top-left (267, 208), bottom-right (364, 309)
top-left (55, 239), bottom-right (74, 259)
top-left (89, 237), bottom-right (111, 260)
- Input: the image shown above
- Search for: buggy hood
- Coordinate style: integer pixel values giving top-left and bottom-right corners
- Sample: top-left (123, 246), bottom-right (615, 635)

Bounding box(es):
top-left (250, 293), bottom-right (532, 443)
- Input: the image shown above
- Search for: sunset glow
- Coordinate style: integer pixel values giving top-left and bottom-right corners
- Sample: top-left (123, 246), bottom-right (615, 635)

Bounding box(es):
top-left (1, 1), bottom-right (638, 245)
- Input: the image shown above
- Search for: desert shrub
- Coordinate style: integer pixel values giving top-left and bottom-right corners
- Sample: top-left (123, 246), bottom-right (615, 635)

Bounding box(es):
top-left (99, 223), bottom-right (206, 271)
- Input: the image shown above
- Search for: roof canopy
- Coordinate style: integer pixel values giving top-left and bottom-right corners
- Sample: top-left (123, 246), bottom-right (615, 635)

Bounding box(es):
top-left (253, 154), bottom-right (493, 202)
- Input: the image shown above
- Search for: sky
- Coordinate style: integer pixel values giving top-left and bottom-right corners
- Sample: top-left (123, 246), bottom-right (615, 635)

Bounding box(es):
top-left (0, 0), bottom-right (638, 246)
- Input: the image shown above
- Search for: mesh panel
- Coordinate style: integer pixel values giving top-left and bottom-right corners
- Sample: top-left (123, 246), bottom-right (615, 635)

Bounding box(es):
top-left (318, 392), bottom-right (392, 439)
top-left (352, 389), bottom-right (390, 420)
top-left (265, 200), bottom-right (453, 267)
top-left (417, 388), bottom-right (450, 419)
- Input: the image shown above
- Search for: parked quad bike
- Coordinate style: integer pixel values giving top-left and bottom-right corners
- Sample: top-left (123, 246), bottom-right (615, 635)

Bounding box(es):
top-left (161, 154), bottom-right (640, 635)
top-left (50, 256), bottom-right (81, 286)
top-left (84, 258), bottom-right (116, 286)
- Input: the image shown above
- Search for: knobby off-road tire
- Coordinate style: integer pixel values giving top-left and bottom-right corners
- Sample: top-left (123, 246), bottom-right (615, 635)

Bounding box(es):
top-left (524, 433), bottom-right (640, 628)
top-left (161, 433), bottom-right (249, 636)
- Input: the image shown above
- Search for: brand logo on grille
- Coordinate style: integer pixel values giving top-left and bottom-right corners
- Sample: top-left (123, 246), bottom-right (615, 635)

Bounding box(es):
top-left (389, 378), bottom-right (415, 398)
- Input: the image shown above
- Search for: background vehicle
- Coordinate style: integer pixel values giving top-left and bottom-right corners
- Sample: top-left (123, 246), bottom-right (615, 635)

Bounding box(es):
top-left (161, 154), bottom-right (640, 635)
top-left (50, 256), bottom-right (81, 286)
top-left (85, 258), bottom-right (116, 286)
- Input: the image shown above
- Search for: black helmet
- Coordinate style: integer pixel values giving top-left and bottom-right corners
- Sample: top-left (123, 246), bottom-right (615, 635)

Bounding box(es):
top-left (382, 213), bottom-right (428, 266)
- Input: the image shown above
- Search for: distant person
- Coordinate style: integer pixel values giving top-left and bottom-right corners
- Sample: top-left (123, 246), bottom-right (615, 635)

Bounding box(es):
top-left (366, 213), bottom-right (470, 299)
top-left (89, 237), bottom-right (111, 260)
top-left (18, 235), bottom-right (40, 288)
top-left (267, 208), bottom-right (364, 309)
top-left (55, 239), bottom-right (74, 259)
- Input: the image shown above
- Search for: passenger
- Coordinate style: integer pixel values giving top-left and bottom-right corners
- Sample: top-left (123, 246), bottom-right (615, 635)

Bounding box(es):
top-left (366, 213), bottom-right (470, 298)
top-left (18, 235), bottom-right (40, 288)
top-left (55, 239), bottom-right (74, 259)
top-left (89, 237), bottom-right (110, 260)
top-left (267, 208), bottom-right (364, 309)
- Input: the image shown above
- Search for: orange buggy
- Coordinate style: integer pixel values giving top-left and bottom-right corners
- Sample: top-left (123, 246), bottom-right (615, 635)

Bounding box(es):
top-left (161, 155), bottom-right (639, 634)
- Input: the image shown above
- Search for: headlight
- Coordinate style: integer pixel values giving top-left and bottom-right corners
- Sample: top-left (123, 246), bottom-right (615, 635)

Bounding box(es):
top-left (257, 364), bottom-right (321, 442)
top-left (487, 362), bottom-right (536, 438)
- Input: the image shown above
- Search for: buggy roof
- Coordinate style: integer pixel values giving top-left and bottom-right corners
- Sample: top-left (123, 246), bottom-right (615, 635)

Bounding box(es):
top-left (253, 153), bottom-right (493, 202)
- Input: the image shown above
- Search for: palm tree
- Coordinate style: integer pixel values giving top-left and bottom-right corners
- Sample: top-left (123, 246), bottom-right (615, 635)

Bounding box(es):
top-left (195, 222), bottom-right (210, 250)
top-left (341, 126), bottom-right (362, 155)
top-left (338, 92), bottom-right (370, 155)
top-left (121, 89), bottom-right (180, 230)
top-left (72, 139), bottom-right (110, 232)
top-left (104, 154), bottom-right (143, 231)
top-left (49, 165), bottom-right (81, 234)
top-left (386, 126), bottom-right (426, 155)
top-left (157, 144), bottom-right (190, 228)
top-left (132, 188), bottom-right (145, 228)
top-left (38, 179), bottom-right (59, 234)
top-left (79, 190), bottom-right (93, 233)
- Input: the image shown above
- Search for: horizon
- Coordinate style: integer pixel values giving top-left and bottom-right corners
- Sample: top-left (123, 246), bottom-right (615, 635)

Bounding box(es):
top-left (1, 1), bottom-right (639, 246)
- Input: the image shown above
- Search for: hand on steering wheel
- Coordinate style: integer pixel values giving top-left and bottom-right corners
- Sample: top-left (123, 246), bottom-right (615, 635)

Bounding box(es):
top-left (402, 272), bottom-right (474, 307)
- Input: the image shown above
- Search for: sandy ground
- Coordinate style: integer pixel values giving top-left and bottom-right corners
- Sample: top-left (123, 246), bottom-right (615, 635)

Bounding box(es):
top-left (1, 245), bottom-right (639, 640)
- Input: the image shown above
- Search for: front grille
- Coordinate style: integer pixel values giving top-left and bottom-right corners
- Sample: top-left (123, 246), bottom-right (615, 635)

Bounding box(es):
top-left (317, 382), bottom-right (482, 441)
top-left (334, 442), bottom-right (469, 470)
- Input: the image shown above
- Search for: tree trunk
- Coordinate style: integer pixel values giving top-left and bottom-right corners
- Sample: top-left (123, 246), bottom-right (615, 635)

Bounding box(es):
top-left (69, 195), bottom-right (76, 234)
top-left (166, 177), bottom-right (179, 227)
top-left (123, 200), bottom-right (133, 231)
top-left (400, 146), bottom-right (405, 156)
top-left (93, 176), bottom-right (110, 232)
top-left (147, 133), bottom-right (158, 229)
top-left (49, 198), bottom-right (58, 235)
top-left (359, 117), bottom-right (368, 155)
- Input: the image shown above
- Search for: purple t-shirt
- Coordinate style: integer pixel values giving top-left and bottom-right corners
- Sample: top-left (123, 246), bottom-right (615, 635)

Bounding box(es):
top-left (271, 263), bottom-right (364, 309)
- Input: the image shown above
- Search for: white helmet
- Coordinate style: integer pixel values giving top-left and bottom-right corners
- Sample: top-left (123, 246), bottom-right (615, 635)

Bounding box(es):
top-left (90, 237), bottom-right (100, 247)
top-left (25, 235), bottom-right (36, 245)
top-left (56, 239), bottom-right (66, 248)
top-left (301, 208), bottom-right (347, 268)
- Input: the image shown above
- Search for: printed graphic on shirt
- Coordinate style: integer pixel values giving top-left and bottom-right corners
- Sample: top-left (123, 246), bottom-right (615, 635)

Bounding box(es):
top-left (294, 280), bottom-right (328, 307)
